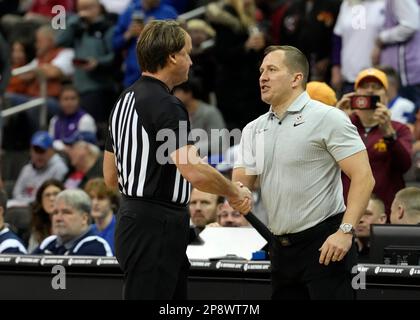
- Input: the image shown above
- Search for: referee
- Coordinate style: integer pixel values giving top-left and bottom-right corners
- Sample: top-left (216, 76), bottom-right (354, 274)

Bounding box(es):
top-left (103, 20), bottom-right (251, 300)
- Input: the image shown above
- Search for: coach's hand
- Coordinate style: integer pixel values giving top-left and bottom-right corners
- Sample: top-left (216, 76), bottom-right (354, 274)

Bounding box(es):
top-left (319, 231), bottom-right (353, 266)
top-left (228, 182), bottom-right (252, 215)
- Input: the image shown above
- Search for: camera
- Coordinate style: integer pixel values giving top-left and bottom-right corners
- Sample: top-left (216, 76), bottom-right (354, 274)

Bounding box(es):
top-left (350, 95), bottom-right (380, 110)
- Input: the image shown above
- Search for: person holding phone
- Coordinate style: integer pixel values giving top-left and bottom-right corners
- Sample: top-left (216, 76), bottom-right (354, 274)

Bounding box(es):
top-left (337, 68), bottom-right (413, 219)
top-left (56, 0), bottom-right (117, 128)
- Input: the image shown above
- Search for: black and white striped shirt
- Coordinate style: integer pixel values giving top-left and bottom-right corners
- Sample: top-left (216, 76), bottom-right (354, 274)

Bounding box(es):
top-left (106, 76), bottom-right (193, 206)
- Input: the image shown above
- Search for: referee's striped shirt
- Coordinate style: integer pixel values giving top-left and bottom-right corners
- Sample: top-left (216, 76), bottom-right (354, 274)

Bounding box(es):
top-left (106, 76), bottom-right (194, 206)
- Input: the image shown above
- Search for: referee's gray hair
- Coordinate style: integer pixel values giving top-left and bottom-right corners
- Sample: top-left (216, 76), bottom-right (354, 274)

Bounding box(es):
top-left (55, 189), bottom-right (91, 215)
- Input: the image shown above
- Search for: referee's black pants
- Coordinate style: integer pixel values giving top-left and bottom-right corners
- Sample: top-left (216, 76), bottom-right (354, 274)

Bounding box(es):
top-left (115, 197), bottom-right (190, 300)
top-left (269, 213), bottom-right (357, 300)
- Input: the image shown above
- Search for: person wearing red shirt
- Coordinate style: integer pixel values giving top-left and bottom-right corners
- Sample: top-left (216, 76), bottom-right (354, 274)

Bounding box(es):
top-left (338, 68), bottom-right (413, 219)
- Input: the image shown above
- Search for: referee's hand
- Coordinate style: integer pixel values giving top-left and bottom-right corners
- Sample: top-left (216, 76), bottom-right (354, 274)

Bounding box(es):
top-left (228, 182), bottom-right (252, 215)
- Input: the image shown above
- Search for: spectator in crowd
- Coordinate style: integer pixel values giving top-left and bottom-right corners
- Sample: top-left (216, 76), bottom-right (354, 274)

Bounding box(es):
top-left (12, 131), bottom-right (68, 205)
top-left (84, 178), bottom-right (118, 254)
top-left (354, 194), bottom-right (386, 262)
top-left (56, 0), bottom-right (116, 125)
top-left (185, 18), bottom-right (217, 103)
top-left (0, 189), bottom-right (27, 254)
top-left (48, 85), bottom-right (97, 146)
top-left (33, 189), bottom-right (113, 256)
top-left (62, 131), bottom-right (103, 190)
top-left (206, 0), bottom-right (267, 129)
top-left (2, 37), bottom-right (37, 151)
top-left (5, 38), bottom-right (35, 96)
top-left (372, 0), bottom-right (420, 112)
top-left (390, 187), bottom-right (420, 224)
top-left (27, 179), bottom-right (64, 252)
top-left (8, 26), bottom-right (75, 111)
top-left (276, 0), bottom-right (341, 82)
top-left (380, 66), bottom-right (417, 130)
top-left (29, 25), bottom-right (74, 95)
top-left (112, 0), bottom-right (178, 88)
top-left (186, 19), bottom-right (215, 57)
top-left (174, 77), bottom-right (228, 157)
top-left (338, 68), bottom-right (413, 217)
top-left (306, 81), bottom-right (337, 106)
top-left (211, 200), bottom-right (250, 227)
top-left (332, 0), bottom-right (385, 94)
top-left (189, 188), bottom-right (222, 233)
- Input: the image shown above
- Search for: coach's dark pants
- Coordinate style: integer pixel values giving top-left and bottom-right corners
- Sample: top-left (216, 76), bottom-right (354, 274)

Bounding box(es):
top-left (269, 213), bottom-right (357, 300)
top-left (115, 196), bottom-right (190, 300)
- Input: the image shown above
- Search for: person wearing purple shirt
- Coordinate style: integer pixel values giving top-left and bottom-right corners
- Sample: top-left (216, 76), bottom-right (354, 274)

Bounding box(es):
top-left (49, 85), bottom-right (97, 144)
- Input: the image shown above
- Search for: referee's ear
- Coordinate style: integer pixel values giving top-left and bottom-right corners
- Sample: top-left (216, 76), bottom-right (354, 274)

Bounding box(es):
top-left (169, 54), bottom-right (177, 65)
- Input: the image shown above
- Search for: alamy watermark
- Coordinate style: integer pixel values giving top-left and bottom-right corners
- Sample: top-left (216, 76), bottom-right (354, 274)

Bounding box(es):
top-left (51, 5), bottom-right (66, 30)
top-left (351, 5), bottom-right (367, 30)
top-left (351, 265), bottom-right (367, 290)
top-left (151, 121), bottom-right (265, 175)
top-left (51, 265), bottom-right (66, 290)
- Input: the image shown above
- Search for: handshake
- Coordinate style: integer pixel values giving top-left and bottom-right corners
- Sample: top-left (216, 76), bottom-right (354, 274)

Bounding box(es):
top-left (227, 182), bottom-right (253, 215)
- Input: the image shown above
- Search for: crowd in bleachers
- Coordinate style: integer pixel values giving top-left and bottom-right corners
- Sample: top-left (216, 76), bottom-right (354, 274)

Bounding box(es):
top-left (1, 0), bottom-right (420, 261)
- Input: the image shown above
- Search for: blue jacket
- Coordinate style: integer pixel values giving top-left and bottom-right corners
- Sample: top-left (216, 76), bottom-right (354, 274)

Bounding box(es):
top-left (91, 215), bottom-right (116, 255)
top-left (0, 227), bottom-right (27, 254)
top-left (32, 228), bottom-right (113, 256)
top-left (112, 0), bottom-right (177, 87)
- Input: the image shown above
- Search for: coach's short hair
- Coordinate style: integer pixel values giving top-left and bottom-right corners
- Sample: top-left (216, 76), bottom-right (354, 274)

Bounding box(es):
top-left (264, 45), bottom-right (309, 88)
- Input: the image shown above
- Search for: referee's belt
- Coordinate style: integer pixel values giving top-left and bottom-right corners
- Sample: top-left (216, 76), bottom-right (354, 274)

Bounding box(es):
top-left (274, 213), bottom-right (343, 247)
